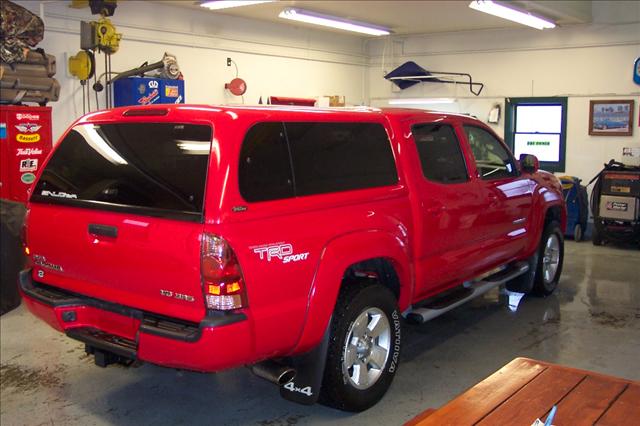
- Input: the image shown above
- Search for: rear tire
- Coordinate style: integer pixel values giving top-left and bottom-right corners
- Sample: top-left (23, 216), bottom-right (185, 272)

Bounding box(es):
top-left (319, 282), bottom-right (401, 412)
top-left (532, 221), bottom-right (564, 296)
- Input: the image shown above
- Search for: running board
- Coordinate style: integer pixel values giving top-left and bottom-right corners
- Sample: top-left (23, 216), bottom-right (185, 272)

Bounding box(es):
top-left (406, 261), bottom-right (529, 324)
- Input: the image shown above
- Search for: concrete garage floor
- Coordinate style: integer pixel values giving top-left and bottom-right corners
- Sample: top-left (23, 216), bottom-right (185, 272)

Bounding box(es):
top-left (1, 241), bottom-right (639, 426)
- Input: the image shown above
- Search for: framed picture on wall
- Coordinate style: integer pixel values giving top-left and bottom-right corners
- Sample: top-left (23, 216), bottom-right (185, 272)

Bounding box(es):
top-left (589, 100), bottom-right (634, 136)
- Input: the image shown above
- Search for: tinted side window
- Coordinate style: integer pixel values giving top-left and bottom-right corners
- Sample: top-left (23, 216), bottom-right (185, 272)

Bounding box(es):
top-left (412, 123), bottom-right (468, 184)
top-left (464, 126), bottom-right (517, 180)
top-left (286, 122), bottom-right (397, 196)
top-left (239, 122), bottom-right (294, 202)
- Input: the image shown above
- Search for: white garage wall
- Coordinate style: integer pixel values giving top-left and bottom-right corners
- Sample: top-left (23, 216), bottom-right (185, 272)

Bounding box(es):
top-left (15, 1), bottom-right (368, 141)
top-left (366, 20), bottom-right (640, 183)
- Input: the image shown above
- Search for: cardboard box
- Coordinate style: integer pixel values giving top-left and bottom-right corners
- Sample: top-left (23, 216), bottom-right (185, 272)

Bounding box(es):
top-left (328, 95), bottom-right (345, 107)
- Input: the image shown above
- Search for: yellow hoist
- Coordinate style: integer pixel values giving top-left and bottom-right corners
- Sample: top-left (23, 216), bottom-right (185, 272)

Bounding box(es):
top-left (67, 0), bottom-right (121, 111)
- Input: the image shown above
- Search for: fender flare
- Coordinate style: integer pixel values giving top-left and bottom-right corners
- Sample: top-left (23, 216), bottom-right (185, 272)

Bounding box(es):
top-left (291, 229), bottom-right (411, 354)
top-left (525, 189), bottom-right (566, 255)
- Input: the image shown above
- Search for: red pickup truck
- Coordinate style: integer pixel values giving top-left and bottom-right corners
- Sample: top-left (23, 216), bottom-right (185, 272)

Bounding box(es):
top-left (20, 105), bottom-right (565, 411)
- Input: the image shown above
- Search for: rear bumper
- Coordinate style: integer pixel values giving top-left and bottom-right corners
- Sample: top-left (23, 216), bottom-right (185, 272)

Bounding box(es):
top-left (19, 269), bottom-right (254, 372)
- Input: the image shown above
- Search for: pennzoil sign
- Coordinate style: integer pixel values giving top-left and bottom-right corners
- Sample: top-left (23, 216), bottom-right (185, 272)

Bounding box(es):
top-left (17, 133), bottom-right (41, 143)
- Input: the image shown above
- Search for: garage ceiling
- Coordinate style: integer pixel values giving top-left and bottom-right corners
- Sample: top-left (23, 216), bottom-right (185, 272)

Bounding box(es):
top-left (153, 1), bottom-right (616, 35)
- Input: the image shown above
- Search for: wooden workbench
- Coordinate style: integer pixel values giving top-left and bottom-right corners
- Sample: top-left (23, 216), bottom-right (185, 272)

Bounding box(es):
top-left (405, 357), bottom-right (640, 426)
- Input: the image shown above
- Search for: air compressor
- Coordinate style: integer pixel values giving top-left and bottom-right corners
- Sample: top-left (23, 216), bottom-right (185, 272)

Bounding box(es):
top-left (589, 159), bottom-right (640, 247)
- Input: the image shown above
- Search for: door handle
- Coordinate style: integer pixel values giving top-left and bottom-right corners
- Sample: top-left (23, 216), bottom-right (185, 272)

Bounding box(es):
top-left (88, 224), bottom-right (118, 238)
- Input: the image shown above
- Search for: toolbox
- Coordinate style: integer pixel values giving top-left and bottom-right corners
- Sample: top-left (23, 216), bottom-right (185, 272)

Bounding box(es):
top-left (0, 105), bottom-right (53, 203)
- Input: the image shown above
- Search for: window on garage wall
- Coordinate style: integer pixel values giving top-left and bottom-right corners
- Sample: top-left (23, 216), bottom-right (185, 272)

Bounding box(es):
top-left (504, 97), bottom-right (567, 173)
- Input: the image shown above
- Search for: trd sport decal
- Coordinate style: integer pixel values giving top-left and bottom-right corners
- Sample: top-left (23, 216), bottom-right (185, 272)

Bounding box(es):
top-left (251, 242), bottom-right (309, 264)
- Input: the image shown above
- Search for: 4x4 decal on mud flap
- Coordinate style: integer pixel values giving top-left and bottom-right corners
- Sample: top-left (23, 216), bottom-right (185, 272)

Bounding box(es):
top-left (283, 382), bottom-right (313, 396)
top-left (251, 242), bottom-right (309, 264)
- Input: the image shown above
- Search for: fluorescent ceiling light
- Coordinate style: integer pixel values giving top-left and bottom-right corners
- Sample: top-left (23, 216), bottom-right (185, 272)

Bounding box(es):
top-left (201, 1), bottom-right (274, 11)
top-left (279, 8), bottom-right (391, 36)
top-left (77, 125), bottom-right (128, 165)
top-left (176, 141), bottom-right (211, 152)
top-left (468, 1), bottom-right (556, 30)
top-left (388, 98), bottom-right (457, 105)
top-left (176, 140), bottom-right (211, 155)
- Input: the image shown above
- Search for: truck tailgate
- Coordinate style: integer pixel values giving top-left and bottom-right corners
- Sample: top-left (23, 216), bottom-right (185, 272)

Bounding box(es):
top-left (27, 203), bottom-right (205, 322)
top-left (26, 121), bottom-right (213, 323)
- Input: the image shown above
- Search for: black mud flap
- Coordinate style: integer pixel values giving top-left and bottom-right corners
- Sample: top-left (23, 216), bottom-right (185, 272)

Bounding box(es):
top-left (279, 325), bottom-right (330, 405)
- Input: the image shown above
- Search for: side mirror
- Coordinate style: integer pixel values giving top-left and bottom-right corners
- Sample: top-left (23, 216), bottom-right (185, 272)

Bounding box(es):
top-left (519, 154), bottom-right (539, 173)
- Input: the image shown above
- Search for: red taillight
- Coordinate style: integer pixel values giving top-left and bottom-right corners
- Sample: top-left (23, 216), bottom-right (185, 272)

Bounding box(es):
top-left (201, 234), bottom-right (247, 311)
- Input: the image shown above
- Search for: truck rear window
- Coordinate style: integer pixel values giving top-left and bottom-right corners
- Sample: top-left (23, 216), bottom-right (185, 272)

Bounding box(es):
top-left (32, 123), bottom-right (212, 221)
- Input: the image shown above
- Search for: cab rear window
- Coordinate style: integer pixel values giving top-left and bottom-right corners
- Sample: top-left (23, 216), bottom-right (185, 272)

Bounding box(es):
top-left (32, 123), bottom-right (212, 221)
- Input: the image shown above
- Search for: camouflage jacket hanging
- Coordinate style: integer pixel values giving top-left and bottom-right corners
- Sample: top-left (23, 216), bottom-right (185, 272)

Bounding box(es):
top-left (0, 0), bottom-right (45, 64)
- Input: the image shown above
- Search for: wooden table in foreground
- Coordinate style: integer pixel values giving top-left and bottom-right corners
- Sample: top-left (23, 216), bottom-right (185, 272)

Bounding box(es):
top-left (405, 357), bottom-right (640, 426)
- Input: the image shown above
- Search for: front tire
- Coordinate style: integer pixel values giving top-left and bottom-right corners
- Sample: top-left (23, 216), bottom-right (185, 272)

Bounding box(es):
top-left (319, 282), bottom-right (401, 412)
top-left (532, 221), bottom-right (564, 296)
